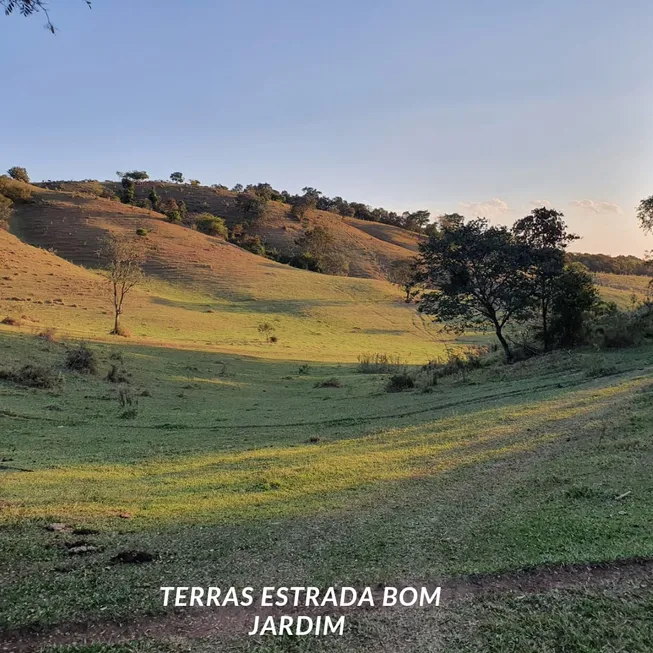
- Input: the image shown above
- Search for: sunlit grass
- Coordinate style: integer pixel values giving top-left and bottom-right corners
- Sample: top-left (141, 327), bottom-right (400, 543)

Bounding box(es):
top-left (1, 380), bottom-right (642, 525)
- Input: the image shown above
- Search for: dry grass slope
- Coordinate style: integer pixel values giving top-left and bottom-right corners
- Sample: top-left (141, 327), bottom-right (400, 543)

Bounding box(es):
top-left (51, 181), bottom-right (418, 279)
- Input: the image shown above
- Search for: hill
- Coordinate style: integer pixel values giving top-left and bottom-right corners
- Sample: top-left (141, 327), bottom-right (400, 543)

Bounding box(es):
top-left (43, 180), bottom-right (420, 279)
top-left (2, 197), bottom-right (448, 362)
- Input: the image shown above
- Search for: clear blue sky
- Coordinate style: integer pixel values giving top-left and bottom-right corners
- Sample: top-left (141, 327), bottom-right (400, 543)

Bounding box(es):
top-left (2, 0), bottom-right (652, 255)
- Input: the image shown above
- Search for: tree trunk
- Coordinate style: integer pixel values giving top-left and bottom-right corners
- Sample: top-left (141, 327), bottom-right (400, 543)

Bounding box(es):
top-left (495, 325), bottom-right (513, 362)
top-left (542, 300), bottom-right (550, 351)
top-left (112, 312), bottom-right (120, 335)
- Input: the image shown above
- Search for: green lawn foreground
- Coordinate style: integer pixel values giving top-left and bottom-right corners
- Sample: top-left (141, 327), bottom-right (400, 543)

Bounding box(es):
top-left (1, 332), bottom-right (653, 651)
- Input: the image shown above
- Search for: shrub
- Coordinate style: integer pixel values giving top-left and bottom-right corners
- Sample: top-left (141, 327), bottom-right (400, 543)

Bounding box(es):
top-left (118, 388), bottom-right (138, 418)
top-left (385, 372), bottom-right (415, 392)
top-left (64, 343), bottom-right (97, 375)
top-left (0, 364), bottom-right (62, 389)
top-left (297, 364), bottom-right (311, 375)
top-left (422, 346), bottom-right (489, 383)
top-left (0, 194), bottom-right (12, 222)
top-left (195, 213), bottom-right (228, 238)
top-left (314, 377), bottom-right (343, 388)
top-left (77, 181), bottom-right (105, 197)
top-left (1, 316), bottom-right (21, 326)
top-left (241, 235), bottom-right (266, 256)
top-left (135, 228), bottom-right (148, 237)
top-left (258, 322), bottom-right (277, 342)
top-left (166, 210), bottom-right (182, 223)
top-left (0, 176), bottom-right (32, 203)
top-left (236, 192), bottom-right (266, 222)
top-left (357, 353), bottom-right (405, 374)
top-left (38, 327), bottom-right (57, 342)
top-left (7, 166), bottom-right (29, 183)
top-left (592, 309), bottom-right (653, 349)
top-left (106, 364), bottom-right (130, 384)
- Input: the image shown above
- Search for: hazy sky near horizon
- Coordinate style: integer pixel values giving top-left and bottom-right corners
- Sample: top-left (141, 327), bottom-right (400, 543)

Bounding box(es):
top-left (2, 0), bottom-right (652, 255)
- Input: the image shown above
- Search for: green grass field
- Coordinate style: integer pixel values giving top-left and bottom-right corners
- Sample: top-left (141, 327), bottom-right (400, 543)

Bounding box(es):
top-left (2, 221), bottom-right (653, 651)
top-left (1, 328), bottom-right (653, 651)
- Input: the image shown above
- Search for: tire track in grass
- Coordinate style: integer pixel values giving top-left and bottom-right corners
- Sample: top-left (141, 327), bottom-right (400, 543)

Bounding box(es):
top-left (2, 557), bottom-right (652, 652)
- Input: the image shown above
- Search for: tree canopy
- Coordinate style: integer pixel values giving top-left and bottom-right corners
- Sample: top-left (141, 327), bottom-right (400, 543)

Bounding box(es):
top-left (637, 196), bottom-right (653, 234)
top-left (418, 218), bottom-right (534, 361)
top-left (512, 207), bottom-right (578, 350)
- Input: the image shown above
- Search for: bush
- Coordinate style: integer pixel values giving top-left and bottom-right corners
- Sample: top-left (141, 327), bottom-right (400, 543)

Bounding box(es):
top-left (385, 373), bottom-right (415, 392)
top-left (357, 353), bottom-right (405, 374)
top-left (106, 364), bottom-right (130, 384)
top-left (7, 166), bottom-right (29, 183)
top-left (314, 377), bottom-right (343, 388)
top-left (0, 176), bottom-right (32, 203)
top-left (135, 228), bottom-right (148, 237)
top-left (593, 309), bottom-right (653, 349)
top-left (77, 181), bottom-right (106, 197)
top-left (0, 364), bottom-right (62, 389)
top-left (422, 346), bottom-right (488, 384)
top-left (258, 322), bottom-right (277, 342)
top-left (166, 210), bottom-right (182, 223)
top-left (38, 327), bottom-right (57, 342)
top-left (1, 316), bottom-right (21, 326)
top-left (0, 194), bottom-right (13, 223)
top-left (64, 343), bottom-right (97, 375)
top-left (195, 213), bottom-right (228, 238)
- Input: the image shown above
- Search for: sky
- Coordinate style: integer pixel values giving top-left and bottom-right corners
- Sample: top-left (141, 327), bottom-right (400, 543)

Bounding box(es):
top-left (2, 0), bottom-right (653, 255)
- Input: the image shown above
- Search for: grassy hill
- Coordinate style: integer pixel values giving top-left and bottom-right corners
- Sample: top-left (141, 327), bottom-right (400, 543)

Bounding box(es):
top-left (2, 180), bottom-right (653, 652)
top-left (2, 207), bottom-right (449, 362)
top-left (44, 180), bottom-right (420, 279)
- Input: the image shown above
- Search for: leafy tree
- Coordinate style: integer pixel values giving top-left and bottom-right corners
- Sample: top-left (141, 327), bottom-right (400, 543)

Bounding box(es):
top-left (402, 210), bottom-right (431, 233)
top-left (102, 235), bottom-right (144, 335)
top-left (120, 177), bottom-right (135, 204)
top-left (122, 170), bottom-right (149, 182)
top-left (513, 207), bottom-right (578, 350)
top-left (231, 183), bottom-right (243, 193)
top-left (418, 217), bottom-right (533, 361)
top-left (301, 187), bottom-right (322, 202)
top-left (637, 196), bottom-right (653, 233)
top-left (2, 0), bottom-right (91, 33)
top-left (388, 259), bottom-right (421, 303)
top-left (236, 192), bottom-right (266, 223)
top-left (295, 225), bottom-right (349, 275)
top-left (332, 197), bottom-right (353, 218)
top-left (170, 172), bottom-right (184, 184)
top-left (6, 166), bottom-right (29, 183)
top-left (290, 196), bottom-right (312, 220)
top-left (247, 182), bottom-right (275, 201)
top-left (195, 213), bottom-right (228, 238)
top-left (147, 187), bottom-right (160, 212)
top-left (178, 200), bottom-right (188, 223)
top-left (550, 263), bottom-right (599, 347)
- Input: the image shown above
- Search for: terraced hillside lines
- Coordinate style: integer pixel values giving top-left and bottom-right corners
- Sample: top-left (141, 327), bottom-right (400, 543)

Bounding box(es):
top-left (344, 216), bottom-right (422, 252)
top-left (595, 272), bottom-right (652, 309)
top-left (61, 181), bottom-right (418, 279)
top-left (1, 216), bottom-right (448, 361)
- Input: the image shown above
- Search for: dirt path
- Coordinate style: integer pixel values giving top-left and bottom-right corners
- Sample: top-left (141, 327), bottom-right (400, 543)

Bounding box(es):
top-left (3, 557), bottom-right (652, 652)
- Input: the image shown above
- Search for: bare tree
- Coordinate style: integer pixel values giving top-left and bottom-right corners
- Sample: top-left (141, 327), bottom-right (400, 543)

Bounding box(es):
top-left (102, 235), bottom-right (144, 335)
